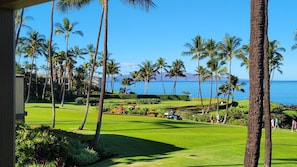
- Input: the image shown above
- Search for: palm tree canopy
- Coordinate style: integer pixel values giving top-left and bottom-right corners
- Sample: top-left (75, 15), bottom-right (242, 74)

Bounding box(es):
top-left (182, 35), bottom-right (206, 61)
top-left (57, 0), bottom-right (156, 12)
top-left (55, 18), bottom-right (84, 38)
top-left (166, 59), bottom-right (186, 78)
top-left (138, 60), bottom-right (157, 82)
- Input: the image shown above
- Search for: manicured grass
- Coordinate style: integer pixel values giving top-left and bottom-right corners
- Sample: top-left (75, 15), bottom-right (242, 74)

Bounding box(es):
top-left (25, 103), bottom-right (297, 167)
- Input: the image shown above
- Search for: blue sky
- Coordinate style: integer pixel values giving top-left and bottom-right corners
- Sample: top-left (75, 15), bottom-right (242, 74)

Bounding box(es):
top-left (22, 0), bottom-right (297, 80)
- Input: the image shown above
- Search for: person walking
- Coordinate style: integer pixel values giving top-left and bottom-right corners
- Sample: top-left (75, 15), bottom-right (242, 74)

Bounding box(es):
top-left (271, 118), bottom-right (275, 129)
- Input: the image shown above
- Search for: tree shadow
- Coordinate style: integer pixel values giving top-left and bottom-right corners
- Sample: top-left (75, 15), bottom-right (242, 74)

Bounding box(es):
top-left (97, 134), bottom-right (183, 166)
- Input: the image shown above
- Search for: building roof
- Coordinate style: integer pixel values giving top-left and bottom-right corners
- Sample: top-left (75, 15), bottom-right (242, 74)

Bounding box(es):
top-left (0, 0), bottom-right (50, 9)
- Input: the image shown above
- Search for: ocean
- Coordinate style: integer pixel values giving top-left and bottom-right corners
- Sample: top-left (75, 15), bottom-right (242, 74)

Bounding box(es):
top-left (110, 80), bottom-right (297, 105)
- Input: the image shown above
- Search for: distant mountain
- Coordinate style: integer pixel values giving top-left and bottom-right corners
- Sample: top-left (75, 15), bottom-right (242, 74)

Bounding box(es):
top-left (115, 73), bottom-right (230, 82)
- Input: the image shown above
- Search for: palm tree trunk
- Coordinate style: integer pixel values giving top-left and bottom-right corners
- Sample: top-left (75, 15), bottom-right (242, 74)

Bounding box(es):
top-left (223, 60), bottom-right (232, 124)
top-left (244, 0), bottom-right (265, 165)
top-left (79, 5), bottom-right (104, 130)
top-left (173, 77), bottom-right (177, 94)
top-left (215, 76), bottom-right (219, 116)
top-left (15, 8), bottom-right (24, 48)
top-left (197, 57), bottom-right (204, 114)
top-left (263, 0), bottom-right (272, 166)
top-left (25, 57), bottom-right (34, 103)
top-left (206, 75), bottom-right (213, 113)
top-left (161, 70), bottom-right (166, 94)
top-left (144, 77), bottom-right (149, 94)
top-left (95, 0), bottom-right (108, 146)
top-left (42, 76), bottom-right (47, 100)
top-left (49, 0), bottom-right (56, 128)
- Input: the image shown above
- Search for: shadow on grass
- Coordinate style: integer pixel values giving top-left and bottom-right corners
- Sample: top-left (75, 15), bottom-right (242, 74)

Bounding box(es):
top-left (190, 158), bottom-right (297, 167)
top-left (96, 134), bottom-right (183, 166)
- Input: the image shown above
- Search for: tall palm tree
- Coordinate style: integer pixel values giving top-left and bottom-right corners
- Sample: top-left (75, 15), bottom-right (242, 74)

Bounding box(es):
top-left (268, 40), bottom-right (285, 80)
top-left (57, 0), bottom-right (156, 146)
top-left (230, 75), bottom-right (245, 102)
top-left (183, 35), bottom-right (206, 113)
top-left (166, 59), bottom-right (186, 94)
top-left (207, 57), bottom-right (226, 116)
top-left (130, 70), bottom-right (141, 93)
top-left (156, 57), bottom-right (169, 94)
top-left (48, 0), bottom-right (56, 128)
top-left (78, 43), bottom-right (102, 130)
top-left (244, 0), bottom-right (266, 166)
top-left (55, 17), bottom-right (83, 107)
top-left (204, 38), bottom-right (219, 113)
top-left (15, 8), bottom-right (33, 48)
top-left (139, 60), bottom-right (157, 94)
top-left (218, 34), bottom-right (242, 124)
top-left (23, 30), bottom-right (46, 103)
top-left (41, 40), bottom-right (59, 100)
top-left (121, 77), bottom-right (134, 93)
top-left (263, 1), bottom-right (271, 165)
top-left (106, 59), bottom-right (121, 93)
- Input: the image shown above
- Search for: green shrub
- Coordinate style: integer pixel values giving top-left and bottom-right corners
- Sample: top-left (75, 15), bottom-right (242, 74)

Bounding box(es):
top-left (15, 124), bottom-right (100, 166)
top-left (75, 97), bottom-right (85, 104)
top-left (195, 114), bottom-right (212, 122)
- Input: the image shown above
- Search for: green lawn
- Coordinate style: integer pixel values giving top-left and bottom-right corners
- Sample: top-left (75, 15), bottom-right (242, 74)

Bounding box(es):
top-left (25, 103), bottom-right (297, 167)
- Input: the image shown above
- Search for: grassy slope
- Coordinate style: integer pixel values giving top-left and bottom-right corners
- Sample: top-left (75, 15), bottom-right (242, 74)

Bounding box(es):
top-left (25, 103), bottom-right (297, 167)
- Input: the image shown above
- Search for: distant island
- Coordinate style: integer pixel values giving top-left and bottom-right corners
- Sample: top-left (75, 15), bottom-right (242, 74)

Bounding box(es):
top-left (115, 73), bottom-right (248, 82)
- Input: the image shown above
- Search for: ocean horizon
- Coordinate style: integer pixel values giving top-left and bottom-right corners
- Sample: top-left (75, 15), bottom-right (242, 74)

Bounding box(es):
top-left (110, 80), bottom-right (297, 105)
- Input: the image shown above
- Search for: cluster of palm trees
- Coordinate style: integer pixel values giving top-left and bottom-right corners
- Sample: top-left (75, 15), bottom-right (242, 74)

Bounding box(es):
top-left (182, 34), bottom-right (285, 121)
top-left (15, 11), bottom-right (286, 121)
top-left (15, 0), bottom-right (157, 145)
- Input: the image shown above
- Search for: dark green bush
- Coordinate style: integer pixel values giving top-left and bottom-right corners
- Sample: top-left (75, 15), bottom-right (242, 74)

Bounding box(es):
top-left (15, 124), bottom-right (100, 166)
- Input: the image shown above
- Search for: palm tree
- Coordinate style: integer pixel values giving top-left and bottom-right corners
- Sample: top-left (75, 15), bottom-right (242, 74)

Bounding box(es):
top-left (121, 77), bottom-right (134, 93)
top-left (155, 57), bottom-right (168, 91)
top-left (48, 0), bottom-right (56, 128)
top-left (74, 66), bottom-right (87, 95)
top-left (106, 59), bottom-right (121, 93)
top-left (218, 34), bottom-right (242, 124)
top-left (78, 43), bottom-right (102, 130)
top-left (166, 59), bottom-right (186, 94)
top-left (268, 40), bottom-right (285, 80)
top-left (130, 70), bottom-right (141, 93)
top-left (204, 39), bottom-right (219, 113)
top-left (206, 57), bottom-right (226, 116)
top-left (155, 57), bottom-right (169, 94)
top-left (244, 0), bottom-right (266, 165)
top-left (15, 8), bottom-right (33, 48)
top-left (55, 17), bottom-right (83, 107)
top-left (183, 35), bottom-right (206, 113)
top-left (57, 0), bottom-right (156, 146)
top-left (41, 40), bottom-right (59, 100)
top-left (230, 75), bottom-right (245, 102)
top-left (139, 60), bottom-right (157, 94)
top-left (263, 1), bottom-right (271, 165)
top-left (23, 30), bottom-right (46, 103)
